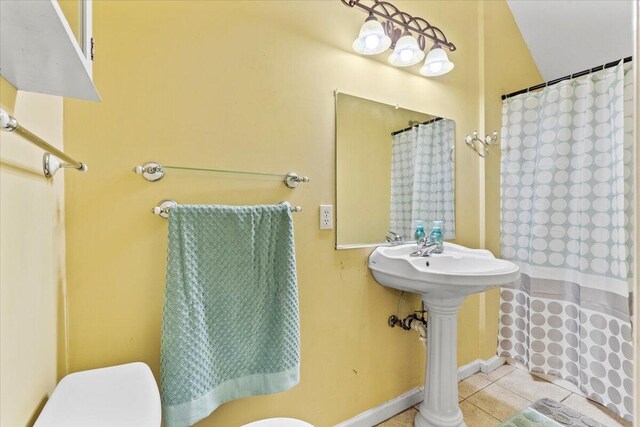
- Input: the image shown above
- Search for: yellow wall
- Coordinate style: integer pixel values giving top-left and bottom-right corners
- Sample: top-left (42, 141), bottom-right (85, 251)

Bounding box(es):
top-left (58, 0), bottom-right (81, 48)
top-left (479, 1), bottom-right (542, 359)
top-left (336, 93), bottom-right (434, 246)
top-left (0, 78), bottom-right (67, 426)
top-left (61, 1), bottom-right (538, 425)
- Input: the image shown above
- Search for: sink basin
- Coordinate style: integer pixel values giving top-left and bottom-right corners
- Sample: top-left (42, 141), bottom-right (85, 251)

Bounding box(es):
top-left (368, 242), bottom-right (519, 427)
top-left (369, 242), bottom-right (520, 297)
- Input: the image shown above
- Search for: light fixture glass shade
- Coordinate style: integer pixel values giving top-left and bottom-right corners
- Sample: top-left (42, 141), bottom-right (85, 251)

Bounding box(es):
top-left (352, 16), bottom-right (391, 55)
top-left (388, 34), bottom-right (424, 67)
top-left (420, 45), bottom-right (454, 76)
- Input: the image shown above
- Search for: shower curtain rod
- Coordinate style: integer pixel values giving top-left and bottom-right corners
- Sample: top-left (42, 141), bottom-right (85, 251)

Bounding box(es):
top-left (501, 56), bottom-right (633, 100)
top-left (391, 116), bottom-right (444, 136)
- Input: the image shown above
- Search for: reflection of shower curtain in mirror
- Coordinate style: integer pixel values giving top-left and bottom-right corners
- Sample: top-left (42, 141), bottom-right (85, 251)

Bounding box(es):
top-left (498, 63), bottom-right (634, 421)
top-left (390, 119), bottom-right (455, 240)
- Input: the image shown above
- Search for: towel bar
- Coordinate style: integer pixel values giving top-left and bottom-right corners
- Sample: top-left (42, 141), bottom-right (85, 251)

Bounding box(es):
top-left (133, 161), bottom-right (309, 189)
top-left (0, 108), bottom-right (88, 178)
top-left (150, 200), bottom-right (302, 219)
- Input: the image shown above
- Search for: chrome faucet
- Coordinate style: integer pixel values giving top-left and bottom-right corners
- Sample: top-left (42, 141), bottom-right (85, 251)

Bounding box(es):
top-left (410, 237), bottom-right (442, 257)
top-left (385, 231), bottom-right (404, 245)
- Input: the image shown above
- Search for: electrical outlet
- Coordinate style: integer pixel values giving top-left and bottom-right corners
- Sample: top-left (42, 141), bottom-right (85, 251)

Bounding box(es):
top-left (319, 204), bottom-right (333, 230)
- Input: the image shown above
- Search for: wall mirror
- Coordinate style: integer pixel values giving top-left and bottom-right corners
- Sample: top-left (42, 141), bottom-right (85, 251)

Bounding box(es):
top-left (335, 92), bottom-right (456, 249)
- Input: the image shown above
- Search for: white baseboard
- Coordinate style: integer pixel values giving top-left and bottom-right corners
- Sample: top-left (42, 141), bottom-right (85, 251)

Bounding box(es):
top-left (457, 359), bottom-right (482, 381)
top-left (458, 355), bottom-right (505, 381)
top-left (333, 387), bottom-right (424, 427)
top-left (335, 357), bottom-right (505, 427)
top-left (480, 356), bottom-right (506, 374)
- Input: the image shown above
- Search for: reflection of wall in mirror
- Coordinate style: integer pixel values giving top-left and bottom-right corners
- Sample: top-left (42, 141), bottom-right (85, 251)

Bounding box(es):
top-left (336, 93), bottom-right (434, 246)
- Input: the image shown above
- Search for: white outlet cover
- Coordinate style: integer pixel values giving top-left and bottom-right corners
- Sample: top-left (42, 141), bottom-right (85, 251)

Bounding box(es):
top-left (319, 205), bottom-right (333, 230)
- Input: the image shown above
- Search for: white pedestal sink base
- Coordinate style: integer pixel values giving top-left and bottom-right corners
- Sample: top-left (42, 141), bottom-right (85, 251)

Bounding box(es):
top-left (414, 297), bottom-right (466, 427)
top-left (367, 243), bottom-right (520, 427)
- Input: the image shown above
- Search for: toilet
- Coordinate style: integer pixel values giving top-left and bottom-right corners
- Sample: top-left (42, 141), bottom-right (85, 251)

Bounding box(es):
top-left (34, 362), bottom-right (162, 427)
top-left (243, 418), bottom-right (314, 427)
top-left (34, 363), bottom-right (313, 427)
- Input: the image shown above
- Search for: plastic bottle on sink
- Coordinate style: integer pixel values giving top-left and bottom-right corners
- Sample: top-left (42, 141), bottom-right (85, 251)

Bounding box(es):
top-left (414, 222), bottom-right (426, 242)
top-left (429, 221), bottom-right (444, 254)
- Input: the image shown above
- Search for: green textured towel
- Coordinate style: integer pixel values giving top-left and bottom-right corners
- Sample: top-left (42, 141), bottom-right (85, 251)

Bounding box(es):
top-left (160, 204), bottom-right (300, 427)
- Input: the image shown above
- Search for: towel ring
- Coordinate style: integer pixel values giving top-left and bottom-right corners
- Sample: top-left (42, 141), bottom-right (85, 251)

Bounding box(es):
top-left (464, 131), bottom-right (498, 158)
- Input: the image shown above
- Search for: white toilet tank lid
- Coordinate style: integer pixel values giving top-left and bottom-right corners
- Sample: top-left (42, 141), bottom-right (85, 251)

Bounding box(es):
top-left (34, 362), bottom-right (161, 427)
top-left (242, 418), bottom-right (314, 427)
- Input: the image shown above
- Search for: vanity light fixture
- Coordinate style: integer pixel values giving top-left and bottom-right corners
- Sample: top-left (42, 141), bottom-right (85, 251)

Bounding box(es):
top-left (342, 0), bottom-right (456, 76)
top-left (420, 43), bottom-right (454, 76)
top-left (388, 32), bottom-right (424, 67)
top-left (352, 13), bottom-right (392, 55)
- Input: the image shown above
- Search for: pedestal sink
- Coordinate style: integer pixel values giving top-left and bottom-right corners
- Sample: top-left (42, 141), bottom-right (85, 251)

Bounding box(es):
top-left (368, 242), bottom-right (519, 427)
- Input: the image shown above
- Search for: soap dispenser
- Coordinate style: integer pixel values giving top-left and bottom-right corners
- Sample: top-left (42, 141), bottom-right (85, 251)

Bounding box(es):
top-left (414, 222), bottom-right (426, 242)
top-left (429, 221), bottom-right (444, 254)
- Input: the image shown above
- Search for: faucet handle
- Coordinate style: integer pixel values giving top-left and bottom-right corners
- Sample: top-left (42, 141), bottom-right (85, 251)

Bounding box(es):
top-left (386, 231), bottom-right (403, 244)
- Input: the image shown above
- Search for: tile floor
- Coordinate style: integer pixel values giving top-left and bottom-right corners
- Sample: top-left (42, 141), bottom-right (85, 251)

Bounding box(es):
top-left (376, 365), bottom-right (631, 427)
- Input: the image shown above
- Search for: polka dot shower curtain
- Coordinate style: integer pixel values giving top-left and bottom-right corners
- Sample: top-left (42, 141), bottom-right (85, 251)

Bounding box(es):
top-left (389, 119), bottom-right (455, 240)
top-left (497, 62), bottom-right (634, 421)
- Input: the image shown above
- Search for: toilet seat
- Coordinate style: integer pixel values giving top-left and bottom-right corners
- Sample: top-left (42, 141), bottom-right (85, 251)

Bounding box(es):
top-left (242, 417), bottom-right (314, 427)
top-left (35, 362), bottom-right (311, 427)
top-left (34, 362), bottom-right (161, 427)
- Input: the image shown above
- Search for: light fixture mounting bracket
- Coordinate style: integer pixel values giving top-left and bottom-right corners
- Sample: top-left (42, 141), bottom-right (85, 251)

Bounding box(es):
top-left (341, 0), bottom-right (456, 51)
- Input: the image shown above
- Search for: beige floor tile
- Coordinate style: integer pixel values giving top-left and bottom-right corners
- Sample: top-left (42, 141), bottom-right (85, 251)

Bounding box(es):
top-left (496, 368), bottom-right (571, 403)
top-left (563, 394), bottom-right (632, 427)
top-left (460, 401), bottom-right (501, 427)
top-left (508, 361), bottom-right (583, 395)
top-left (467, 383), bottom-right (532, 421)
top-left (530, 371), bottom-right (584, 395)
top-left (478, 364), bottom-right (516, 382)
top-left (458, 373), bottom-right (493, 399)
top-left (376, 408), bottom-right (417, 427)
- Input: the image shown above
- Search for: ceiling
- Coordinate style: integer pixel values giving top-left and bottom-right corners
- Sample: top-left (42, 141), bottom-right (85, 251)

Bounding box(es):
top-left (506, 0), bottom-right (633, 82)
